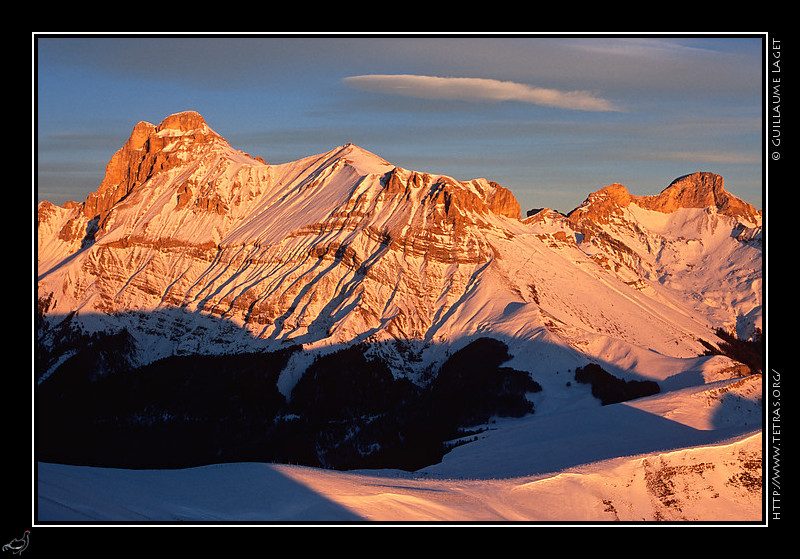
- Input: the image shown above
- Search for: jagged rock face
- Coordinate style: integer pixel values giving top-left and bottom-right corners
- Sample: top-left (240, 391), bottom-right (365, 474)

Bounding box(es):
top-left (37, 113), bottom-right (522, 354)
top-left (566, 183), bottom-right (632, 225)
top-left (84, 112), bottom-right (221, 219)
top-left (569, 172), bottom-right (761, 225)
top-left (37, 111), bottom-right (763, 378)
top-left (640, 172), bottom-right (761, 223)
top-left (559, 172), bottom-right (762, 341)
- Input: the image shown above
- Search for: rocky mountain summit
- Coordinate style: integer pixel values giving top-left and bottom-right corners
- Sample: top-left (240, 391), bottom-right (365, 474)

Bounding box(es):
top-left (35, 111), bottom-right (763, 472)
top-left (38, 110), bottom-right (762, 366)
top-left (567, 172), bottom-right (760, 224)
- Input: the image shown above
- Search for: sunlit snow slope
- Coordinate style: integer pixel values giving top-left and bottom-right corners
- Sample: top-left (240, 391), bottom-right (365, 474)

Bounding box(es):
top-left (37, 111), bottom-right (761, 379)
top-left (36, 111), bottom-right (763, 523)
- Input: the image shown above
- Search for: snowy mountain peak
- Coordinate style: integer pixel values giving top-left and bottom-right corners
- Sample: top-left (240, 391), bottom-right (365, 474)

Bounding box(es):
top-left (64, 111), bottom-right (236, 226)
top-left (35, 111), bottom-right (764, 515)
top-left (649, 172), bottom-right (761, 223)
top-left (37, 110), bottom-right (762, 373)
top-left (327, 142), bottom-right (395, 174)
top-left (568, 171), bottom-right (760, 227)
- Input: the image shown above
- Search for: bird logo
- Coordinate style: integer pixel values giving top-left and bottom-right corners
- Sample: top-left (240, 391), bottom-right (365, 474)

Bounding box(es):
top-left (2, 531), bottom-right (29, 555)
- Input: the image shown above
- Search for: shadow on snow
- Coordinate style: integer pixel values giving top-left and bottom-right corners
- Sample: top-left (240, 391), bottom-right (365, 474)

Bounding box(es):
top-left (35, 306), bottom-right (761, 478)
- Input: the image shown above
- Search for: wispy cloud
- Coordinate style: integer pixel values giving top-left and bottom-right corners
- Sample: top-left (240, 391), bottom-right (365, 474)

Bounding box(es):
top-left (342, 74), bottom-right (622, 112)
top-left (562, 38), bottom-right (712, 58)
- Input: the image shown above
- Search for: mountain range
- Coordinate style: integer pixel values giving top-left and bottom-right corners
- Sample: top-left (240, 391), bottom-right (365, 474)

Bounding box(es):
top-left (35, 111), bottom-right (764, 520)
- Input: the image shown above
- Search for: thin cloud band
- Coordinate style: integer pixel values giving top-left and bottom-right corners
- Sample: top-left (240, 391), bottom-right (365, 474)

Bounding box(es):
top-left (342, 74), bottom-right (621, 112)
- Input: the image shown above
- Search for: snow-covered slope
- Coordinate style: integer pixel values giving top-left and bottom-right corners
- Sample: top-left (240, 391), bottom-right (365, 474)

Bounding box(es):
top-left (37, 111), bottom-right (761, 378)
top-left (37, 357), bottom-right (763, 522)
top-left (38, 429), bottom-right (762, 522)
top-left (35, 111), bottom-right (764, 523)
top-left (38, 352), bottom-right (763, 521)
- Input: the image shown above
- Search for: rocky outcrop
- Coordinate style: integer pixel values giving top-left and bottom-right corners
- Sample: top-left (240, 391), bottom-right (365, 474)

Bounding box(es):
top-left (639, 172), bottom-right (761, 222)
top-left (567, 183), bottom-right (632, 225)
top-left (569, 172), bottom-right (761, 225)
top-left (79, 111), bottom-right (226, 228)
top-left (475, 180), bottom-right (521, 220)
top-left (383, 169), bottom-right (521, 221)
top-left (80, 121), bottom-right (156, 220)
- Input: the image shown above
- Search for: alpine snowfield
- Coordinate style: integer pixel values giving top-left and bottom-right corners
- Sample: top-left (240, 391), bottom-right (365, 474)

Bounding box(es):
top-left (38, 417), bottom-right (762, 522)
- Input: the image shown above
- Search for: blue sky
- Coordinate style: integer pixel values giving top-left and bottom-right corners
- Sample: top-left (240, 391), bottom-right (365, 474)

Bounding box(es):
top-left (35, 33), bottom-right (765, 215)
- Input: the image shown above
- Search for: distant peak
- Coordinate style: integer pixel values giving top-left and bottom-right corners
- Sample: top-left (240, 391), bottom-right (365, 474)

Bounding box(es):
top-left (337, 142), bottom-right (382, 158)
top-left (568, 172), bottom-right (760, 224)
top-left (567, 183), bottom-right (631, 223)
top-left (326, 142), bottom-right (394, 174)
top-left (124, 111), bottom-right (219, 149)
top-left (652, 172), bottom-right (726, 209)
top-left (642, 172), bottom-right (760, 221)
top-left (594, 183), bottom-right (632, 205)
top-left (158, 111), bottom-right (206, 129)
top-left (668, 171), bottom-right (722, 187)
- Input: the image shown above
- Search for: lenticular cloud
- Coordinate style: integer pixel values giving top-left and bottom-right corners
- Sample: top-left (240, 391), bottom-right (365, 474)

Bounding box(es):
top-left (343, 74), bottom-right (621, 112)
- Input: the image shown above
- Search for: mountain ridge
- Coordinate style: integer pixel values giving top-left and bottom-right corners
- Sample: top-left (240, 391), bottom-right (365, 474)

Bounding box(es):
top-left (566, 172), bottom-right (761, 226)
top-left (45, 111), bottom-right (760, 227)
top-left (35, 111), bottom-right (764, 489)
top-left (34, 110), bottom-right (764, 518)
top-left (37, 111), bottom-right (762, 363)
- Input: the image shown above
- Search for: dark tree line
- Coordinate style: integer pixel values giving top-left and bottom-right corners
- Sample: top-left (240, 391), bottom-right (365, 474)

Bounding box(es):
top-left (36, 347), bottom-right (297, 469)
top-left (573, 363), bottom-right (660, 406)
top-left (36, 335), bottom-right (542, 471)
top-left (699, 328), bottom-right (764, 374)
